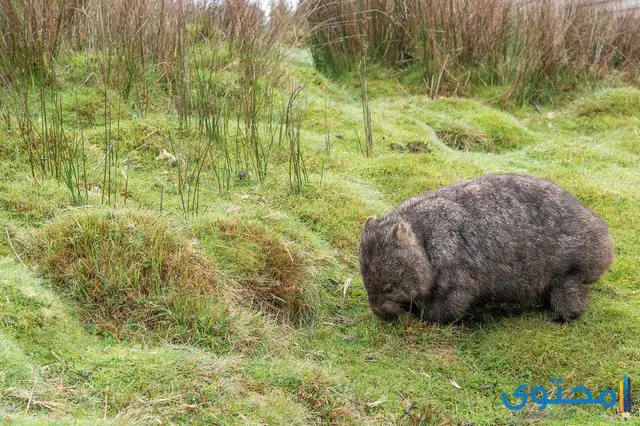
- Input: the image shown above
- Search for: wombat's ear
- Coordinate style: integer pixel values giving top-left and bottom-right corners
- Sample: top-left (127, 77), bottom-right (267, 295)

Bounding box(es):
top-left (364, 216), bottom-right (377, 232)
top-left (392, 220), bottom-right (412, 245)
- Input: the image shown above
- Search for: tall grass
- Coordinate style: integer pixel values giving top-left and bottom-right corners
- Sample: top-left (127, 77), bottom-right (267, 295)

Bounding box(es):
top-left (185, 10), bottom-right (310, 192)
top-left (0, 0), bottom-right (311, 212)
top-left (304, 0), bottom-right (640, 101)
top-left (359, 57), bottom-right (373, 156)
top-left (0, 79), bottom-right (88, 204)
top-left (0, 0), bottom-right (76, 82)
top-left (168, 131), bottom-right (212, 218)
top-left (284, 85), bottom-right (308, 193)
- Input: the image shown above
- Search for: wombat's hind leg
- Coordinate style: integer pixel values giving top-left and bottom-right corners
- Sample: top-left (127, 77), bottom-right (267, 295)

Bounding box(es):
top-left (549, 276), bottom-right (589, 324)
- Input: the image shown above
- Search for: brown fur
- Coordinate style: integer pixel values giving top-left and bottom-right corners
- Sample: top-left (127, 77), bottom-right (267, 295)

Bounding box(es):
top-left (359, 174), bottom-right (614, 323)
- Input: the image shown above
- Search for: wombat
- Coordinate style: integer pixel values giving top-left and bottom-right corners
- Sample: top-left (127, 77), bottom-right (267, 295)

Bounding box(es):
top-left (359, 174), bottom-right (614, 324)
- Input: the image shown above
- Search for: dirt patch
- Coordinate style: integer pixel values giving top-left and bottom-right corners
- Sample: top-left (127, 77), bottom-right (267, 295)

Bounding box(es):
top-left (436, 128), bottom-right (492, 152)
top-left (389, 140), bottom-right (432, 154)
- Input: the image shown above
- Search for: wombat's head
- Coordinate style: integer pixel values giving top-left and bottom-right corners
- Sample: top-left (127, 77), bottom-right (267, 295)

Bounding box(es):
top-left (359, 216), bottom-right (433, 321)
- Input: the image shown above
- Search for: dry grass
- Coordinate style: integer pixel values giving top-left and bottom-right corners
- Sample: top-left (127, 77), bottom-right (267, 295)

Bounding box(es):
top-left (0, 0), bottom-right (77, 82)
top-left (304, 0), bottom-right (640, 101)
top-left (0, 0), bottom-right (304, 92)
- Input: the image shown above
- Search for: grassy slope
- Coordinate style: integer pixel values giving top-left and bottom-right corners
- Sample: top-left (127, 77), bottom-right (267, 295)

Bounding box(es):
top-left (1, 50), bottom-right (639, 425)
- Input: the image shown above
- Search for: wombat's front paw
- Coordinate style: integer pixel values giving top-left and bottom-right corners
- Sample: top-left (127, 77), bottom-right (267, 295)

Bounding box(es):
top-left (546, 317), bottom-right (571, 326)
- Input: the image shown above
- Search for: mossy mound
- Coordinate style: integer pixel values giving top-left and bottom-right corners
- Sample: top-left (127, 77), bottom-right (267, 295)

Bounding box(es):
top-left (195, 217), bottom-right (319, 323)
top-left (29, 210), bottom-right (230, 344)
top-left (424, 97), bottom-right (538, 152)
top-left (574, 87), bottom-right (640, 117)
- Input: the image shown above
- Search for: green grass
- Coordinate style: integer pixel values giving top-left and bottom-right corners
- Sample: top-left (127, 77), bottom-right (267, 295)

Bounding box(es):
top-left (1, 49), bottom-right (639, 424)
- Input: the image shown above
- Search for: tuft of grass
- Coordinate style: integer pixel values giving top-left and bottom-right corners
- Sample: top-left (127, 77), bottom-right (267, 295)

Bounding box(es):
top-left (0, 259), bottom-right (304, 423)
top-left (28, 210), bottom-right (233, 346)
top-left (195, 216), bottom-right (320, 324)
top-left (436, 126), bottom-right (490, 152)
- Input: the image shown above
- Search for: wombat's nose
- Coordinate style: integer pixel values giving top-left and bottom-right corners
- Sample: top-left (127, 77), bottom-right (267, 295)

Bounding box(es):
top-left (371, 305), bottom-right (399, 322)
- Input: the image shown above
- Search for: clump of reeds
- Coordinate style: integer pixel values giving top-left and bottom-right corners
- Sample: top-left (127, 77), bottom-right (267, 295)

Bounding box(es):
top-left (0, 0), bottom-right (76, 83)
top-left (0, 80), bottom-right (88, 204)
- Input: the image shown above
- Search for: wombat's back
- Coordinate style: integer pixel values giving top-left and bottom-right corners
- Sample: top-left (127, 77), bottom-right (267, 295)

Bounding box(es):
top-left (390, 174), bottom-right (613, 303)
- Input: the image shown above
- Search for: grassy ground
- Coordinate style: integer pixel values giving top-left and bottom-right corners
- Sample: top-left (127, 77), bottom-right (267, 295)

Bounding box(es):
top-left (1, 50), bottom-right (639, 425)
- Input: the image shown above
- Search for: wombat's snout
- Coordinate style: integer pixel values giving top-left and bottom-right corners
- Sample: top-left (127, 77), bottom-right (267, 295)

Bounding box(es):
top-left (369, 299), bottom-right (403, 321)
